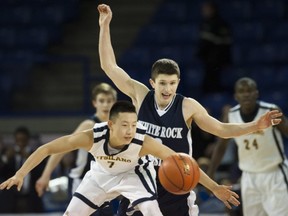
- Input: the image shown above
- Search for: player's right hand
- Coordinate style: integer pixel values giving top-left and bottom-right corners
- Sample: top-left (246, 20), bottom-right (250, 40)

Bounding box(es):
top-left (98, 4), bottom-right (112, 26)
top-left (0, 175), bottom-right (23, 192)
top-left (213, 185), bottom-right (240, 209)
top-left (35, 176), bottom-right (50, 197)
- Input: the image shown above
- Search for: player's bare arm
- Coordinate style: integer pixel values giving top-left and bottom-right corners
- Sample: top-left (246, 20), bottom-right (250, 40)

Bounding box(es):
top-left (140, 135), bottom-right (175, 159)
top-left (35, 119), bottom-right (95, 196)
top-left (183, 98), bottom-right (282, 138)
top-left (40, 119), bottom-right (94, 175)
top-left (98, 4), bottom-right (148, 109)
top-left (199, 169), bottom-right (240, 209)
top-left (0, 130), bottom-right (93, 191)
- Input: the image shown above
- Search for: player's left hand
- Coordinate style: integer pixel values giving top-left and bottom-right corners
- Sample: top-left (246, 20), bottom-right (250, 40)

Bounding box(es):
top-left (0, 175), bottom-right (23, 192)
top-left (213, 185), bottom-right (240, 209)
top-left (258, 109), bottom-right (282, 129)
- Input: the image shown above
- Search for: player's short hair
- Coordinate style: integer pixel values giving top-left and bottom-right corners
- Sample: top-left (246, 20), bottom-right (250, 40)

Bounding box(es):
top-left (151, 58), bottom-right (180, 81)
top-left (14, 126), bottom-right (31, 138)
top-left (109, 101), bottom-right (136, 120)
top-left (235, 77), bottom-right (257, 91)
top-left (91, 83), bottom-right (117, 101)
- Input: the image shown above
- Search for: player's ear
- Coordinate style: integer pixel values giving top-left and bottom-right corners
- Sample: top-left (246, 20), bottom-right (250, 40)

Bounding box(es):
top-left (91, 99), bottom-right (97, 108)
top-left (255, 90), bottom-right (259, 99)
top-left (149, 78), bottom-right (155, 89)
top-left (108, 120), bottom-right (113, 129)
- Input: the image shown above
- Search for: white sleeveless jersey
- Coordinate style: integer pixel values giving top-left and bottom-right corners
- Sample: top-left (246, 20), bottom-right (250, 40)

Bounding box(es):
top-left (89, 122), bottom-right (147, 175)
top-left (229, 101), bottom-right (286, 172)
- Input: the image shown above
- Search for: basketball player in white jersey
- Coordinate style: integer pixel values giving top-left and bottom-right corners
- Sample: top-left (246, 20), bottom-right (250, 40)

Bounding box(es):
top-left (0, 101), bottom-right (241, 216)
top-left (208, 77), bottom-right (288, 216)
top-left (97, 4), bottom-right (282, 216)
top-left (35, 83), bottom-right (118, 215)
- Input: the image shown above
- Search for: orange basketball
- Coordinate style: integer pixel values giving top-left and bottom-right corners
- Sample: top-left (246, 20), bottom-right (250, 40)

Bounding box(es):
top-left (158, 153), bottom-right (200, 195)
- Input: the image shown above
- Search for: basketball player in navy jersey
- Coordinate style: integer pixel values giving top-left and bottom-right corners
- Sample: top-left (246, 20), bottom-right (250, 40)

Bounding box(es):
top-left (97, 4), bottom-right (283, 216)
top-left (0, 101), bottom-right (240, 216)
top-left (208, 77), bottom-right (288, 216)
top-left (35, 83), bottom-right (118, 215)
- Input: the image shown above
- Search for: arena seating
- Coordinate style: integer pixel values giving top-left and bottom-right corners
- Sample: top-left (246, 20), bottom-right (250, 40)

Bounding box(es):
top-left (0, 0), bottom-right (79, 112)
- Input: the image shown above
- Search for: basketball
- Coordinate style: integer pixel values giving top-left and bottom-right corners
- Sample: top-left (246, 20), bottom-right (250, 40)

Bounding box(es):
top-left (158, 153), bottom-right (200, 195)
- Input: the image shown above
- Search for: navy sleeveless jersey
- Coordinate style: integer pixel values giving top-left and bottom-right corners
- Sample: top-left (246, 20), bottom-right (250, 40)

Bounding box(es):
top-left (138, 90), bottom-right (192, 157)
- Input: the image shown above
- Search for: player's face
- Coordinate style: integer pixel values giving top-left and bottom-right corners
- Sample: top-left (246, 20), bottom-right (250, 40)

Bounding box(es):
top-left (234, 82), bottom-right (258, 111)
top-left (109, 112), bottom-right (138, 147)
top-left (92, 93), bottom-right (115, 116)
top-left (15, 132), bottom-right (29, 150)
top-left (150, 74), bottom-right (180, 108)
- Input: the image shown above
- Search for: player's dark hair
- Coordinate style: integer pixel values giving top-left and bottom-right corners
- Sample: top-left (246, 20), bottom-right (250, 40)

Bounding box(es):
top-left (14, 126), bottom-right (31, 138)
top-left (151, 58), bottom-right (180, 81)
top-left (91, 83), bottom-right (117, 101)
top-left (109, 101), bottom-right (136, 120)
top-left (234, 77), bottom-right (257, 91)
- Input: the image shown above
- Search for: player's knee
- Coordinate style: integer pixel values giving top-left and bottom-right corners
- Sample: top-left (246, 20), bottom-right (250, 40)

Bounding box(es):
top-left (64, 197), bottom-right (96, 216)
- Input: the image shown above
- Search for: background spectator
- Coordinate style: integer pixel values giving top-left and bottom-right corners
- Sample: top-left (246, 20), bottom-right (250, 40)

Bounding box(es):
top-left (0, 126), bottom-right (45, 213)
top-left (196, 1), bottom-right (232, 94)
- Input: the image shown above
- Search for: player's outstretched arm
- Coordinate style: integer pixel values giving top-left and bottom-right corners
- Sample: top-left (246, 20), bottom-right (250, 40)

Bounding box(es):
top-left (98, 4), bottom-right (148, 105)
top-left (199, 169), bottom-right (240, 209)
top-left (0, 130), bottom-right (93, 192)
top-left (35, 120), bottom-right (94, 197)
top-left (191, 98), bottom-right (282, 138)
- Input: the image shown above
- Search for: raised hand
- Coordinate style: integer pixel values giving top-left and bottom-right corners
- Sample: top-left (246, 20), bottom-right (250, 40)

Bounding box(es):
top-left (212, 185), bottom-right (240, 209)
top-left (98, 4), bottom-right (112, 26)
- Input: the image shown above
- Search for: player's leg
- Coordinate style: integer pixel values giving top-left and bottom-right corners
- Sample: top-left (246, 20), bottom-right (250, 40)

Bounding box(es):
top-left (92, 201), bottom-right (114, 216)
top-left (157, 189), bottom-right (198, 216)
top-left (262, 165), bottom-right (288, 216)
top-left (156, 172), bottom-right (198, 216)
top-left (241, 172), bottom-right (266, 216)
top-left (67, 170), bottom-right (110, 216)
top-left (118, 163), bottom-right (157, 216)
top-left (137, 200), bottom-right (163, 216)
top-left (64, 196), bottom-right (97, 216)
top-left (117, 197), bottom-right (143, 216)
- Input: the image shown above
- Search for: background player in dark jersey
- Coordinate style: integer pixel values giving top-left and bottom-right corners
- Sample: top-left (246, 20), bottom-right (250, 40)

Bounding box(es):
top-left (97, 4), bottom-right (282, 216)
top-left (35, 83), bottom-right (117, 215)
top-left (207, 77), bottom-right (288, 216)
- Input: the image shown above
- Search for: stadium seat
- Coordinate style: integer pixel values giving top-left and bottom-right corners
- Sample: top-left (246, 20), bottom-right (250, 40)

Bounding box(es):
top-left (136, 24), bottom-right (169, 46)
top-left (168, 24), bottom-right (199, 44)
top-left (233, 22), bottom-right (264, 42)
top-left (152, 2), bottom-right (187, 24)
top-left (246, 44), bottom-right (278, 63)
top-left (119, 47), bottom-right (150, 68)
top-left (0, 28), bottom-right (16, 48)
top-left (220, 0), bottom-right (252, 21)
top-left (252, 0), bottom-right (285, 20)
top-left (200, 93), bottom-right (234, 118)
top-left (249, 66), bottom-right (276, 90)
